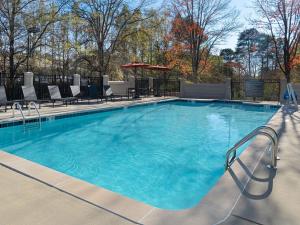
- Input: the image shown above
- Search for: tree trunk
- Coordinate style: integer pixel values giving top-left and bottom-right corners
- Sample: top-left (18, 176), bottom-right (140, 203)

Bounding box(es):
top-left (9, 37), bottom-right (15, 79)
top-left (95, 38), bottom-right (105, 76)
top-left (247, 42), bottom-right (251, 77)
top-left (191, 60), bottom-right (198, 81)
top-left (285, 70), bottom-right (291, 83)
top-left (191, 44), bottom-right (199, 81)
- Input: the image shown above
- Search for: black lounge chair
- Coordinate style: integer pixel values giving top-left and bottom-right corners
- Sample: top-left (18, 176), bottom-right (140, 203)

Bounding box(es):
top-left (21, 86), bottom-right (49, 108)
top-left (0, 86), bottom-right (16, 112)
top-left (48, 85), bottom-right (78, 107)
top-left (103, 85), bottom-right (128, 102)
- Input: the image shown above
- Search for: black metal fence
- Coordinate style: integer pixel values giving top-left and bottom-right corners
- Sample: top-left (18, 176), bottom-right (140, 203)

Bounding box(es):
top-left (231, 79), bottom-right (281, 101)
top-left (0, 71), bottom-right (105, 101)
top-left (135, 78), bottom-right (180, 97)
top-left (153, 78), bottom-right (180, 97)
top-left (0, 73), bottom-right (24, 100)
top-left (34, 75), bottom-right (74, 99)
top-left (135, 78), bottom-right (150, 96)
top-left (80, 76), bottom-right (103, 98)
top-left (0, 71), bottom-right (179, 101)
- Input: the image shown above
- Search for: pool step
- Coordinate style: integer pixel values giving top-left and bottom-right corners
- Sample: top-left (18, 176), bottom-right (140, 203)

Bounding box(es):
top-left (23, 121), bottom-right (41, 132)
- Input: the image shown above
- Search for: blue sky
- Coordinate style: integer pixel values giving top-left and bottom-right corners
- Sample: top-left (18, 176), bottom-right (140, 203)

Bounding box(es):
top-left (219, 0), bottom-right (254, 50)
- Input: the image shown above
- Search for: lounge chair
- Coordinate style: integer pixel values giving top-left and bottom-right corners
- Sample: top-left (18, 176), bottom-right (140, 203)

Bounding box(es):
top-left (103, 85), bottom-right (128, 102)
top-left (21, 86), bottom-right (49, 108)
top-left (0, 86), bottom-right (16, 112)
top-left (70, 85), bottom-right (81, 98)
top-left (48, 85), bottom-right (78, 107)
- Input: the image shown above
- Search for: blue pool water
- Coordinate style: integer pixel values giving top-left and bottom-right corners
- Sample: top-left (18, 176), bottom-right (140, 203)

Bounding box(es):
top-left (0, 101), bottom-right (278, 209)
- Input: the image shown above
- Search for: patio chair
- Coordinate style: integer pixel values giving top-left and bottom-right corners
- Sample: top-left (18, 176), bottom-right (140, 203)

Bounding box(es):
top-left (48, 85), bottom-right (78, 107)
top-left (103, 85), bottom-right (127, 102)
top-left (0, 86), bottom-right (16, 112)
top-left (70, 85), bottom-right (81, 98)
top-left (70, 85), bottom-right (98, 104)
top-left (21, 86), bottom-right (49, 109)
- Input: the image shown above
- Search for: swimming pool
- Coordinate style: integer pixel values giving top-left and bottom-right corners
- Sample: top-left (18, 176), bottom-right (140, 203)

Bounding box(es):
top-left (0, 100), bottom-right (278, 210)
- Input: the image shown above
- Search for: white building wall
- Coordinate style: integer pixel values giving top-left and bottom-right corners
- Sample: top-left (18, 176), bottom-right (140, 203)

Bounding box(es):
top-left (108, 81), bottom-right (129, 95)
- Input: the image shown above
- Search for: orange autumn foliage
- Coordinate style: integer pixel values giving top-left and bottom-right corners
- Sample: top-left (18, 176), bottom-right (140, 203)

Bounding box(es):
top-left (292, 54), bottom-right (300, 67)
top-left (165, 42), bottom-right (192, 76)
top-left (165, 15), bottom-right (209, 77)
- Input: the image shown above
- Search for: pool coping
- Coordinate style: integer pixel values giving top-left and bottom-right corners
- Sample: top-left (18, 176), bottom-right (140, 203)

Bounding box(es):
top-left (0, 98), bottom-right (282, 225)
top-left (0, 98), bottom-right (178, 127)
top-left (0, 98), bottom-right (280, 127)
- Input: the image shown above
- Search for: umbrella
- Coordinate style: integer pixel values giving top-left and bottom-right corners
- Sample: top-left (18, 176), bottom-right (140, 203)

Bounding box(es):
top-left (145, 65), bottom-right (171, 71)
top-left (121, 62), bottom-right (151, 77)
top-left (145, 65), bottom-right (171, 79)
top-left (121, 62), bottom-right (151, 98)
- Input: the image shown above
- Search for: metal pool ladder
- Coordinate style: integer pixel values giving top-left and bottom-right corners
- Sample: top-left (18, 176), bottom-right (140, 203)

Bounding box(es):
top-left (28, 101), bottom-right (41, 124)
top-left (12, 102), bottom-right (26, 124)
top-left (225, 126), bottom-right (279, 171)
top-left (12, 102), bottom-right (41, 129)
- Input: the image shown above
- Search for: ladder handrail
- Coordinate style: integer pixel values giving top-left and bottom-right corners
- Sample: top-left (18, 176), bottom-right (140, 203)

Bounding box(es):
top-left (252, 126), bottom-right (278, 150)
top-left (28, 101), bottom-right (41, 124)
top-left (287, 83), bottom-right (298, 110)
top-left (12, 102), bottom-right (25, 124)
top-left (225, 126), bottom-right (279, 170)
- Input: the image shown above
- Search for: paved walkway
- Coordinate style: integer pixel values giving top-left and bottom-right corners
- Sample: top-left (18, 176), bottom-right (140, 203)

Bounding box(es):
top-left (0, 97), bottom-right (170, 123)
top-left (0, 165), bottom-right (138, 225)
top-left (221, 107), bottom-right (300, 225)
top-left (0, 100), bottom-right (300, 225)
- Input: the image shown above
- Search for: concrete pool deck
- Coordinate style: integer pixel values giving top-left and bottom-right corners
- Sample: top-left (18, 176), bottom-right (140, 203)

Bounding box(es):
top-left (0, 98), bottom-right (299, 225)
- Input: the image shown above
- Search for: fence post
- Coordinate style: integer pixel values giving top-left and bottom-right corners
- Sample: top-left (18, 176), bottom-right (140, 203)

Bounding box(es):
top-left (179, 79), bottom-right (185, 98)
top-left (128, 76), bottom-right (135, 89)
top-left (73, 74), bottom-right (80, 86)
top-left (225, 78), bottom-right (231, 100)
top-left (102, 75), bottom-right (109, 94)
top-left (280, 78), bottom-right (287, 103)
top-left (24, 72), bottom-right (34, 86)
top-left (149, 77), bottom-right (153, 93)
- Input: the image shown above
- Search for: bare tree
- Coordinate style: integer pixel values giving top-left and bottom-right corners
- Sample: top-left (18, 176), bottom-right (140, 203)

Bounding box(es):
top-left (253, 0), bottom-right (300, 83)
top-left (0, 27), bottom-right (8, 73)
top-left (0, 0), bottom-right (66, 79)
top-left (73, 0), bottom-right (149, 76)
top-left (170, 0), bottom-right (239, 80)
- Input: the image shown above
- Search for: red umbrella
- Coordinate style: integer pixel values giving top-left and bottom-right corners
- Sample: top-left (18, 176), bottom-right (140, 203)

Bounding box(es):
top-left (146, 65), bottom-right (171, 79)
top-left (145, 65), bottom-right (171, 71)
top-left (121, 62), bottom-right (151, 76)
top-left (121, 62), bottom-right (151, 98)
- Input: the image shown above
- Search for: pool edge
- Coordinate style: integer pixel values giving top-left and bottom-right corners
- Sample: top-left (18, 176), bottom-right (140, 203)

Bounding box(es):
top-left (0, 98), bottom-right (283, 224)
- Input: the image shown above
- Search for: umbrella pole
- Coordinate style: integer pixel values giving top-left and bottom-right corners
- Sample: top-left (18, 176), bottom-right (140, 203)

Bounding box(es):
top-left (164, 72), bottom-right (166, 97)
top-left (134, 67), bottom-right (139, 98)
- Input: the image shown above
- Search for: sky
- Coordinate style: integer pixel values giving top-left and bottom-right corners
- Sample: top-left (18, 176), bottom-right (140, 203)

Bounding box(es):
top-left (218, 0), bottom-right (254, 50)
